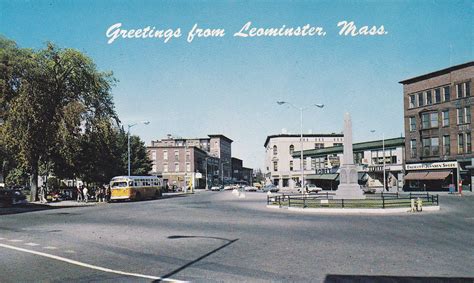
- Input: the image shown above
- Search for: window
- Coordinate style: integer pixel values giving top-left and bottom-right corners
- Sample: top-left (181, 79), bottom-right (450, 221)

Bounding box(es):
top-left (409, 117), bottom-right (416, 131)
top-left (151, 150), bottom-right (157, 160)
top-left (430, 112), bottom-right (438, 128)
top-left (442, 110), bottom-right (449, 127)
top-left (289, 161), bottom-right (293, 171)
top-left (289, 145), bottom-right (294, 154)
top-left (334, 143), bottom-right (343, 147)
top-left (434, 88), bottom-right (441, 103)
top-left (421, 112), bottom-right (438, 129)
top-left (273, 161), bottom-right (278, 171)
top-left (431, 137), bottom-right (439, 156)
top-left (426, 90), bottom-right (432, 105)
top-left (163, 150), bottom-right (168, 160)
top-left (303, 159), bottom-right (307, 170)
top-left (422, 137), bottom-right (439, 156)
top-left (311, 158), bottom-right (316, 170)
top-left (466, 81), bottom-right (471, 97)
top-left (467, 133), bottom-right (472, 154)
top-left (163, 163), bottom-right (168, 172)
top-left (175, 163), bottom-right (180, 172)
top-left (457, 108), bottom-right (464, 124)
top-left (410, 140), bottom-right (417, 158)
top-left (443, 135), bottom-right (450, 156)
top-left (418, 92), bottom-right (424, 107)
top-left (186, 162), bottom-right (191, 172)
top-left (456, 107), bottom-right (469, 125)
top-left (314, 143), bottom-right (324, 149)
top-left (443, 86), bottom-right (450, 101)
top-left (409, 94), bottom-right (416, 108)
top-left (174, 150), bottom-right (179, 161)
top-left (152, 164), bottom-right (157, 172)
top-left (456, 83), bottom-right (463, 98)
top-left (186, 150), bottom-right (190, 161)
top-left (458, 134), bottom-right (464, 154)
top-left (273, 145), bottom-right (278, 155)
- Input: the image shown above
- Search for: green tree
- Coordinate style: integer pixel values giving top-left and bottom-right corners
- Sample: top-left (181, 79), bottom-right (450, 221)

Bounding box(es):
top-left (0, 37), bottom-right (118, 200)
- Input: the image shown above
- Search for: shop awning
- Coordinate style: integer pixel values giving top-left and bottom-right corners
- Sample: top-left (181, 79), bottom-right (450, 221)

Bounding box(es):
top-left (424, 170), bottom-right (451, 180)
top-left (306, 173), bottom-right (338, 180)
top-left (404, 172), bottom-right (429, 180)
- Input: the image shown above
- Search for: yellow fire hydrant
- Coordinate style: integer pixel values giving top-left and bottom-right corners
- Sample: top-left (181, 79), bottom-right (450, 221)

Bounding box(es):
top-left (416, 198), bottom-right (423, 212)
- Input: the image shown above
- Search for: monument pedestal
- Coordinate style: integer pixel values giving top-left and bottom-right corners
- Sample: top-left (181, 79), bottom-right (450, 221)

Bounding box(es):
top-left (335, 164), bottom-right (365, 199)
top-left (336, 184), bottom-right (365, 199)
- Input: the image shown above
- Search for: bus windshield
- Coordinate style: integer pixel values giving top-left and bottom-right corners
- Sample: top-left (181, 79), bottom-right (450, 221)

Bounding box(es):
top-left (111, 181), bottom-right (128, 188)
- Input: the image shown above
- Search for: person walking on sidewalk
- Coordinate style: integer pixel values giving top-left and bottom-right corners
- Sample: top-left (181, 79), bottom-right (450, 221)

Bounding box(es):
top-left (83, 186), bottom-right (89, 203)
top-left (76, 186), bottom-right (83, 202)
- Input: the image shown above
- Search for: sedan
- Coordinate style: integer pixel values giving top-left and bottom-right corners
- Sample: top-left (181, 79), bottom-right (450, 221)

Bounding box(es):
top-left (0, 189), bottom-right (27, 207)
top-left (244, 186), bottom-right (257, 192)
top-left (210, 186), bottom-right (221, 191)
top-left (262, 185), bottom-right (279, 192)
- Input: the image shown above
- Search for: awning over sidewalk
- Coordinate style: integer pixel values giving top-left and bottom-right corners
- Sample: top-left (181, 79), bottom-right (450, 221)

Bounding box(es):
top-left (306, 173), bottom-right (338, 181)
top-left (404, 170), bottom-right (452, 180)
top-left (404, 172), bottom-right (429, 180)
top-left (424, 170), bottom-right (451, 180)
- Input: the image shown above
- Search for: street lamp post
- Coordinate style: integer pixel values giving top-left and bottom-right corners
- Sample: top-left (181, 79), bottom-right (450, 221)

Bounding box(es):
top-left (127, 121), bottom-right (150, 176)
top-left (205, 157), bottom-right (209, 190)
top-left (370, 130), bottom-right (386, 191)
top-left (277, 101), bottom-right (324, 195)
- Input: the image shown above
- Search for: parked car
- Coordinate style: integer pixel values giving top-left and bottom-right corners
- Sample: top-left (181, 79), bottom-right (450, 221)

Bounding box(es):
top-left (210, 186), bottom-right (221, 191)
top-left (0, 189), bottom-right (27, 207)
top-left (244, 186), bottom-right (257, 192)
top-left (306, 184), bottom-right (323, 193)
top-left (262, 184), bottom-right (279, 192)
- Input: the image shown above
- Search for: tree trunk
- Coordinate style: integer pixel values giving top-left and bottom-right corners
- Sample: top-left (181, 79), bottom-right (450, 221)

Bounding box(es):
top-left (30, 166), bottom-right (38, 202)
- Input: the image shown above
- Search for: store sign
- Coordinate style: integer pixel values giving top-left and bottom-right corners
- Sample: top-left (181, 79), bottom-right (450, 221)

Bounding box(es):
top-left (405, 161), bottom-right (457, 170)
top-left (369, 165), bottom-right (384, 172)
top-left (315, 168), bottom-right (338, 174)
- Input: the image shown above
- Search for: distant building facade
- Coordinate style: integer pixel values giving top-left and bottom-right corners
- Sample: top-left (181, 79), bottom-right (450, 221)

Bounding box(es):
top-left (148, 134), bottom-right (233, 189)
top-left (264, 133), bottom-right (344, 188)
top-left (400, 61), bottom-right (473, 191)
top-left (296, 138), bottom-right (405, 191)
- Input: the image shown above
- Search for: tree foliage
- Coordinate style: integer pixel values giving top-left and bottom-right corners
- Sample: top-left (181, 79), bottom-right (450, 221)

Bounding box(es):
top-left (0, 36), bottom-right (152, 200)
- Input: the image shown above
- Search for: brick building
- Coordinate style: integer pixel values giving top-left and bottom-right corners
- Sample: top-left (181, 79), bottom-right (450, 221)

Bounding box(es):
top-left (147, 134), bottom-right (232, 189)
top-left (400, 61), bottom-right (473, 191)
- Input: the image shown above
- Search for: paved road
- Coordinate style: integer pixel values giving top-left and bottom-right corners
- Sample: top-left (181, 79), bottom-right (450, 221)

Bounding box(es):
top-left (1, 191), bottom-right (473, 282)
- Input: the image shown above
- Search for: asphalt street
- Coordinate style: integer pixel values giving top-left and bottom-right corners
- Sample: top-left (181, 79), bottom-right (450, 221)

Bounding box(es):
top-left (1, 191), bottom-right (473, 282)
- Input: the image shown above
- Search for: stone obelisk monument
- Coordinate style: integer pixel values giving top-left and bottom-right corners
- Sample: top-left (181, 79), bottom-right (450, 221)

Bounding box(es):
top-left (336, 113), bottom-right (365, 199)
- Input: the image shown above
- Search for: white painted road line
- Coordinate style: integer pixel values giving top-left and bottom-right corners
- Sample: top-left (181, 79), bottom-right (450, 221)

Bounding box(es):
top-left (64, 250), bottom-right (76, 253)
top-left (9, 239), bottom-right (23, 242)
top-left (43, 246), bottom-right (58, 250)
top-left (24, 243), bottom-right (40, 246)
top-left (0, 243), bottom-right (186, 282)
top-left (0, 237), bottom-right (5, 240)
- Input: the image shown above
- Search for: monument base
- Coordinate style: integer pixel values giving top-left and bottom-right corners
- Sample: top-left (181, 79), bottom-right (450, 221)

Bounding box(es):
top-left (335, 184), bottom-right (366, 199)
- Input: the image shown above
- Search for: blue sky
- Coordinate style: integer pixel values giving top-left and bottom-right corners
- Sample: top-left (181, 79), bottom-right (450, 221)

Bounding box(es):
top-left (1, 0), bottom-right (472, 169)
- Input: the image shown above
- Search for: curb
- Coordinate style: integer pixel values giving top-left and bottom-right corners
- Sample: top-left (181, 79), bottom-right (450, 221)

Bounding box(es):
top-left (266, 205), bottom-right (440, 214)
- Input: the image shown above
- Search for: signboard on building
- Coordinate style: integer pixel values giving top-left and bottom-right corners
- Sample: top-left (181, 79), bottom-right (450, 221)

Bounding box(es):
top-left (195, 173), bottom-right (202, 179)
top-left (405, 161), bottom-right (457, 170)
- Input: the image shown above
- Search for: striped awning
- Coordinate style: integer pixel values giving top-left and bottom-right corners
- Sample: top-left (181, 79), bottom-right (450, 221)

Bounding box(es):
top-left (404, 172), bottom-right (429, 180)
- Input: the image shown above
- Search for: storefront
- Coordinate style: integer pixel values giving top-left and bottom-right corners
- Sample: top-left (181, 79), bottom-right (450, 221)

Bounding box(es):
top-left (404, 161), bottom-right (457, 191)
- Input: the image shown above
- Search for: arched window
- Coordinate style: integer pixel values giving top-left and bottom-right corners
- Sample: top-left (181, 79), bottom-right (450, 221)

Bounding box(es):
top-left (289, 144), bottom-right (294, 154)
top-left (273, 145), bottom-right (278, 155)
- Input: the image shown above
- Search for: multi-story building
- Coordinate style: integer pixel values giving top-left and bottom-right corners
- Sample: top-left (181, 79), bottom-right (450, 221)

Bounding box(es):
top-left (231, 157), bottom-right (243, 182)
top-left (295, 137), bottom-right (405, 191)
top-left (242, 167), bottom-right (253, 185)
top-left (264, 133), bottom-right (344, 188)
top-left (148, 134), bottom-right (233, 189)
top-left (400, 61), bottom-right (473, 191)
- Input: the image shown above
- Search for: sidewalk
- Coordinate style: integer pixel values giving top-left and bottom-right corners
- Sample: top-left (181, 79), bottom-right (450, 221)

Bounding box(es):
top-left (33, 200), bottom-right (102, 207)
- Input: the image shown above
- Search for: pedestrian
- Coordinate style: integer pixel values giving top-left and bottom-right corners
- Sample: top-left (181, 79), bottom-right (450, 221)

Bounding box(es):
top-left (39, 185), bottom-right (47, 204)
top-left (83, 186), bottom-right (89, 203)
top-left (76, 185), bottom-right (83, 202)
top-left (106, 185), bottom-right (111, 202)
top-left (95, 186), bottom-right (101, 202)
